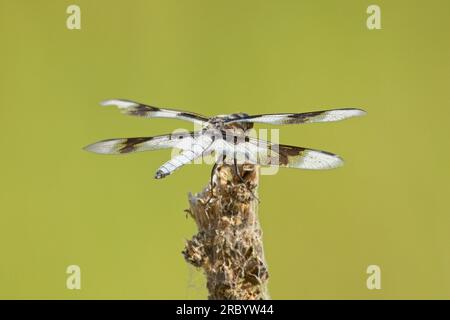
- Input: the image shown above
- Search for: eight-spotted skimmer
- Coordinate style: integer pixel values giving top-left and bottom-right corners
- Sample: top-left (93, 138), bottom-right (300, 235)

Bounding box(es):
top-left (84, 99), bottom-right (366, 179)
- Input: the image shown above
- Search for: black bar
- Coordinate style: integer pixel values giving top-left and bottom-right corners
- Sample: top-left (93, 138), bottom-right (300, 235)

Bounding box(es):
top-left (0, 299), bottom-right (442, 318)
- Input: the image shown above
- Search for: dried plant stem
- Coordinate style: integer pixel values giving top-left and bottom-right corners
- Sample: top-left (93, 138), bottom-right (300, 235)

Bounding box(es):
top-left (183, 164), bottom-right (269, 300)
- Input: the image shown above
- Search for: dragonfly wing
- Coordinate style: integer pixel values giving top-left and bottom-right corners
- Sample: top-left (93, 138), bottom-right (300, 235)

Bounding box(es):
top-left (246, 137), bottom-right (344, 169)
top-left (101, 99), bottom-right (209, 125)
top-left (209, 135), bottom-right (344, 170)
top-left (224, 108), bottom-right (366, 125)
top-left (83, 132), bottom-right (199, 154)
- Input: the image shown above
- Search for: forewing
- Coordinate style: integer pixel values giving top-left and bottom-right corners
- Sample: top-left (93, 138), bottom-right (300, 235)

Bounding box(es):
top-left (224, 108), bottom-right (366, 125)
top-left (83, 132), bottom-right (198, 154)
top-left (101, 99), bottom-right (209, 125)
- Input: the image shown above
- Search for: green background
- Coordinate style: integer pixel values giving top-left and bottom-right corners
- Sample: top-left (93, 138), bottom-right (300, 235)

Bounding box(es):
top-left (1, 0), bottom-right (449, 299)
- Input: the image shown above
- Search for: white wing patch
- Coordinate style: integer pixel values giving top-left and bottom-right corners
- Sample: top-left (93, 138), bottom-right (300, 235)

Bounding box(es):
top-left (101, 99), bottom-right (138, 109)
top-left (288, 149), bottom-right (343, 169)
top-left (303, 108), bottom-right (367, 123)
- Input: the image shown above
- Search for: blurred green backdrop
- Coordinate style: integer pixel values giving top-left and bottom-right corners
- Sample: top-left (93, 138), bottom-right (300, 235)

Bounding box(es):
top-left (1, 0), bottom-right (449, 299)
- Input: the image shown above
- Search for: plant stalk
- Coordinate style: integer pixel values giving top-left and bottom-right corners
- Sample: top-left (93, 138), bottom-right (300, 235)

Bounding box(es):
top-left (183, 164), bottom-right (269, 300)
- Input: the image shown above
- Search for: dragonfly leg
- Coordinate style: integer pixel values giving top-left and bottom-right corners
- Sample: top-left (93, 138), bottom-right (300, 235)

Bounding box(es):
top-left (234, 157), bottom-right (260, 202)
top-left (205, 162), bottom-right (219, 205)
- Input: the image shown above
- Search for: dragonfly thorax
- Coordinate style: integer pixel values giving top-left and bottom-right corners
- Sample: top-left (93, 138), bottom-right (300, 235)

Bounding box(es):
top-left (208, 113), bottom-right (253, 132)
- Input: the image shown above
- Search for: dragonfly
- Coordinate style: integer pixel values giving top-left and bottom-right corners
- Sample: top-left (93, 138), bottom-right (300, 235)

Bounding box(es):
top-left (84, 99), bottom-right (366, 180)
